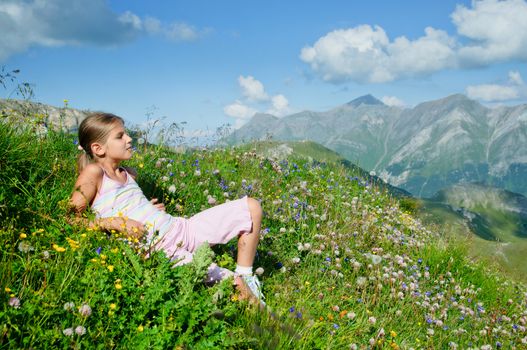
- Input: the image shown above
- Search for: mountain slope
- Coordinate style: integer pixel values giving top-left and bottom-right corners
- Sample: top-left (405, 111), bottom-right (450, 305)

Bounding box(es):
top-left (226, 94), bottom-right (527, 198)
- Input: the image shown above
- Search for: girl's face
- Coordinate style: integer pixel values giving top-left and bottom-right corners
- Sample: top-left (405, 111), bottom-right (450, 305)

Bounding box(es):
top-left (101, 122), bottom-right (133, 161)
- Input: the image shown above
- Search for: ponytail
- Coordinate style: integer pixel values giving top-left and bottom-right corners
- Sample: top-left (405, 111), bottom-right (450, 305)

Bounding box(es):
top-left (77, 152), bottom-right (92, 174)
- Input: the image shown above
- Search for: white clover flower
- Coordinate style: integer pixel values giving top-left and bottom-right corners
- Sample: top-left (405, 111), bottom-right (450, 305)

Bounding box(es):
top-left (213, 169), bottom-right (220, 175)
top-left (207, 196), bottom-right (217, 205)
top-left (137, 138), bottom-right (145, 145)
top-left (194, 170), bottom-right (201, 176)
top-left (291, 257), bottom-right (301, 264)
top-left (42, 250), bottom-right (50, 259)
top-left (75, 325), bottom-right (86, 336)
top-left (18, 241), bottom-right (34, 253)
top-left (279, 228), bottom-right (286, 233)
top-left (63, 302), bottom-right (75, 311)
top-left (168, 185), bottom-right (176, 193)
top-left (161, 176), bottom-right (169, 182)
top-left (63, 328), bottom-right (74, 337)
top-left (78, 303), bottom-right (92, 317)
top-left (368, 316), bottom-right (376, 324)
top-left (347, 312), bottom-right (356, 319)
top-left (255, 267), bottom-right (264, 276)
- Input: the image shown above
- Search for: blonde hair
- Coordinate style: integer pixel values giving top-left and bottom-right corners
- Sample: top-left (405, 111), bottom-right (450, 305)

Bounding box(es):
top-left (77, 112), bottom-right (124, 173)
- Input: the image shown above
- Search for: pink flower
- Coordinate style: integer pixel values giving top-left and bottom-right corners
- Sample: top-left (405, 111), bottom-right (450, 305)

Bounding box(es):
top-left (78, 303), bottom-right (92, 317)
top-left (8, 297), bottom-right (20, 309)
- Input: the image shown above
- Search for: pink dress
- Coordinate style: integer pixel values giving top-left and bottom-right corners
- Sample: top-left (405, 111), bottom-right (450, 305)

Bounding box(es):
top-left (91, 168), bottom-right (253, 269)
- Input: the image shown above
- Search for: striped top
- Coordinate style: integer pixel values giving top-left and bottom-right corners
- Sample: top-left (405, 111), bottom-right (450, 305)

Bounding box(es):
top-left (91, 168), bottom-right (175, 244)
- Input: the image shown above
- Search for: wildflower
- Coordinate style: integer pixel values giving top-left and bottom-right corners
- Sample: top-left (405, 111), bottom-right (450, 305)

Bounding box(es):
top-left (168, 185), bottom-right (176, 193)
top-left (75, 326), bottom-right (86, 336)
top-left (107, 265), bottom-right (114, 272)
top-left (390, 330), bottom-right (397, 338)
top-left (291, 257), bottom-right (301, 264)
top-left (8, 297), bottom-right (20, 309)
top-left (4, 287), bottom-right (11, 293)
top-left (368, 316), bottom-right (376, 324)
top-left (19, 233), bottom-right (27, 239)
top-left (137, 138), bottom-right (145, 145)
top-left (255, 267), bottom-right (264, 276)
top-left (207, 196), bottom-right (217, 205)
top-left (110, 303), bottom-right (117, 310)
top-left (42, 250), bottom-right (50, 259)
top-left (63, 302), bottom-right (75, 311)
top-left (52, 244), bottom-right (66, 252)
top-left (347, 312), bottom-right (356, 319)
top-left (115, 279), bottom-right (123, 290)
top-left (78, 303), bottom-right (92, 317)
top-left (63, 328), bottom-right (74, 337)
top-left (95, 247), bottom-right (102, 255)
top-left (137, 325), bottom-right (144, 332)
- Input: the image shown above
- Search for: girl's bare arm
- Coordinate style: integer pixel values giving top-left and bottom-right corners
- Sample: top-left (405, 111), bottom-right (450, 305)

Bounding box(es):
top-left (69, 164), bottom-right (144, 238)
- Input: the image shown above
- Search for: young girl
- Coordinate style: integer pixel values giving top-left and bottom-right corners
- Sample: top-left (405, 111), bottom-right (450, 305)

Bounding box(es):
top-left (70, 112), bottom-right (265, 305)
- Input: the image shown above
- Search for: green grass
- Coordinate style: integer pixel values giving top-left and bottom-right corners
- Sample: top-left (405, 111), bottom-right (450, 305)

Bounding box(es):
top-left (1, 110), bottom-right (527, 349)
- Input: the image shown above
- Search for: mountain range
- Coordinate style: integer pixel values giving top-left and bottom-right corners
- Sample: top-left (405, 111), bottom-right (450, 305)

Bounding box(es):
top-left (225, 94), bottom-right (527, 198)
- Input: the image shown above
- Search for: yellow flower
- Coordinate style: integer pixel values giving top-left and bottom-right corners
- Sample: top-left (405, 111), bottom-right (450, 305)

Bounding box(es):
top-left (390, 330), bottom-right (397, 338)
top-left (137, 325), bottom-right (144, 332)
top-left (90, 258), bottom-right (98, 263)
top-left (53, 244), bottom-right (66, 252)
top-left (111, 248), bottom-right (119, 254)
top-left (107, 265), bottom-right (114, 272)
top-left (109, 303), bottom-right (117, 310)
top-left (115, 283), bottom-right (122, 290)
top-left (139, 163), bottom-right (144, 168)
top-left (4, 287), bottom-right (11, 292)
top-left (19, 233), bottom-right (27, 239)
top-left (100, 254), bottom-right (107, 260)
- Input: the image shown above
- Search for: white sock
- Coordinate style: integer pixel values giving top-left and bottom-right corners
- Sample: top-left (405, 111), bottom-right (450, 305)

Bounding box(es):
top-left (235, 264), bottom-right (253, 276)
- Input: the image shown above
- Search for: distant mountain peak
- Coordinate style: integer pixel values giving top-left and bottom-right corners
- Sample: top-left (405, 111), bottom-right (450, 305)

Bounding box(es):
top-left (347, 94), bottom-right (385, 107)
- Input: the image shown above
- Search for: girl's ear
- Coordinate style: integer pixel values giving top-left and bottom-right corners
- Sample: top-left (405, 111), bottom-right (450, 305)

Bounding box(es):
top-left (91, 142), bottom-right (105, 157)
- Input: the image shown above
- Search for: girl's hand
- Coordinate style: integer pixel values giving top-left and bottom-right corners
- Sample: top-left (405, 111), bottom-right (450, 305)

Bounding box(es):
top-left (150, 198), bottom-right (165, 212)
top-left (122, 218), bottom-right (146, 240)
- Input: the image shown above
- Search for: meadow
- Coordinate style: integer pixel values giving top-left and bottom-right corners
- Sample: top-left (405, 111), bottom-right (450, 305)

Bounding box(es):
top-left (1, 108), bottom-right (527, 349)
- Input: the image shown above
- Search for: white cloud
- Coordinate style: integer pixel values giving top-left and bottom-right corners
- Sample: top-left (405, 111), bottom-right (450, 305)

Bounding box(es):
top-left (466, 71), bottom-right (525, 102)
top-left (224, 76), bottom-right (291, 127)
top-left (452, 0), bottom-right (527, 66)
top-left (381, 96), bottom-right (405, 107)
top-left (266, 94), bottom-right (290, 116)
top-left (300, 25), bottom-right (456, 83)
top-left (0, 0), bottom-right (205, 62)
top-left (466, 84), bottom-right (519, 101)
top-left (509, 71), bottom-right (524, 85)
top-left (238, 76), bottom-right (269, 101)
top-left (301, 0), bottom-right (527, 84)
top-left (223, 100), bottom-right (257, 120)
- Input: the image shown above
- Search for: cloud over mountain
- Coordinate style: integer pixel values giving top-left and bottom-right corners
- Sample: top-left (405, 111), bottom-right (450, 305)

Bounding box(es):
top-left (301, 0), bottom-right (527, 84)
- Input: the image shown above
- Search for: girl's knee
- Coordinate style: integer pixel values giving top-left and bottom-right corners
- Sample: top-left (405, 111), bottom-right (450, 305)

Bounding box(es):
top-left (247, 197), bottom-right (262, 220)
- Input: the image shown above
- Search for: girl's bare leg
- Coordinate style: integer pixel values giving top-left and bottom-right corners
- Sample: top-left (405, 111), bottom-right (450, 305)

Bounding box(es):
top-left (237, 197), bottom-right (262, 266)
top-left (234, 197), bottom-right (263, 304)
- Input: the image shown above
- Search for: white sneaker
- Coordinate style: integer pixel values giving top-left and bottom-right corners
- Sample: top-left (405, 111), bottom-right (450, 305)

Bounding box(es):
top-left (240, 274), bottom-right (266, 306)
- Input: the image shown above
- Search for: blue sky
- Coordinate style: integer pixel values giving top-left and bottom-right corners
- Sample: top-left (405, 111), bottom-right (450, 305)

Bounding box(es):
top-left (2, 0), bottom-right (527, 134)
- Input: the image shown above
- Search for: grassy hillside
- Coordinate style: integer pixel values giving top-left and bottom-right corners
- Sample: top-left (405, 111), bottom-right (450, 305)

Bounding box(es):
top-left (1, 113), bottom-right (527, 349)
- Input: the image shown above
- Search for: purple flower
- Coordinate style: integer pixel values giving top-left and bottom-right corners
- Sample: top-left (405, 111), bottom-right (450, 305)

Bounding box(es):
top-left (289, 306), bottom-right (295, 313)
top-left (95, 247), bottom-right (102, 255)
top-left (333, 323), bottom-right (339, 329)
